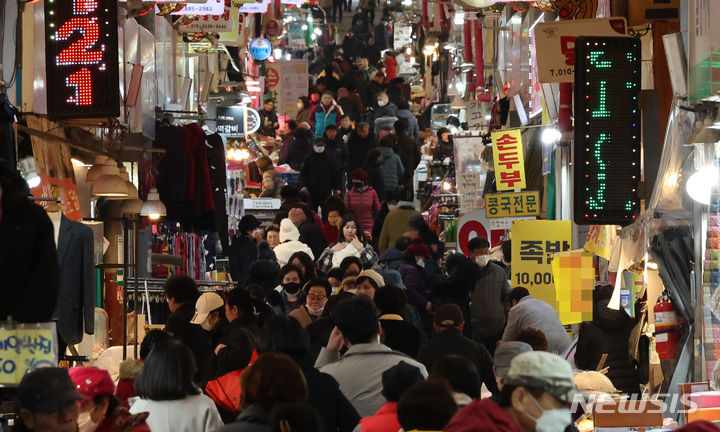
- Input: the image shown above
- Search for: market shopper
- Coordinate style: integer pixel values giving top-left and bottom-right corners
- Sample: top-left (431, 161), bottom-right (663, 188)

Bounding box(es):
top-left (274, 218), bottom-right (315, 266)
top-left (417, 304), bottom-right (499, 397)
top-left (228, 215), bottom-right (262, 286)
top-left (575, 284), bottom-right (640, 395)
top-left (501, 287), bottom-right (571, 355)
top-left (258, 315), bottom-right (361, 432)
top-left (296, 97), bottom-right (312, 124)
top-left (444, 351), bottom-right (578, 432)
top-left (256, 156), bottom-right (284, 198)
top-left (378, 192), bottom-right (419, 252)
top-left (271, 263), bottom-right (307, 315)
top-left (131, 340), bottom-right (224, 432)
top-left (317, 213), bottom-right (379, 274)
top-left (396, 380), bottom-right (457, 432)
top-left (278, 122), bottom-right (315, 171)
top-left (355, 361), bottom-right (424, 432)
top-left (288, 205), bottom-right (328, 260)
top-left (265, 225), bottom-right (280, 249)
top-left (217, 353), bottom-right (309, 432)
top-left (493, 341), bottom-right (533, 390)
top-left (430, 355), bottom-right (484, 408)
top-left (377, 136), bottom-right (405, 194)
top-left (290, 278), bottom-right (332, 327)
top-left (321, 197), bottom-right (345, 244)
top-left (315, 295), bottom-right (428, 417)
top-left (375, 284), bottom-right (422, 358)
top-left (259, 99), bottom-right (280, 137)
top-left (69, 366), bottom-right (150, 432)
top-left (467, 236), bottom-right (509, 356)
top-left (344, 168), bottom-right (381, 237)
top-left (347, 122), bottom-right (376, 173)
top-left (394, 119), bottom-right (420, 188)
top-left (310, 91), bottom-right (344, 138)
top-left (116, 329), bottom-right (172, 408)
top-left (16, 367), bottom-right (83, 432)
top-left (300, 139), bottom-right (342, 212)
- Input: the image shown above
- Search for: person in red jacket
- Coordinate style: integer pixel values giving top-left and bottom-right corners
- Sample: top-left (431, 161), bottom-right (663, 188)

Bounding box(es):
top-left (344, 168), bottom-right (380, 237)
top-left (69, 367), bottom-right (151, 432)
top-left (383, 52), bottom-right (398, 81)
top-left (444, 351), bottom-right (579, 432)
top-left (356, 361), bottom-right (424, 432)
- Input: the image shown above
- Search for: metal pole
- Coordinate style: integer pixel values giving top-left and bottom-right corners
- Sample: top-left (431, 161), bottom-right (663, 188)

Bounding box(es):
top-left (121, 216), bottom-right (128, 360)
top-left (133, 214), bottom-right (140, 359)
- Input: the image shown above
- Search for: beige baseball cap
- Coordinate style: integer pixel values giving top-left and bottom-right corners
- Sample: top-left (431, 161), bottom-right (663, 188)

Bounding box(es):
top-left (502, 351), bottom-right (580, 403)
top-left (190, 292), bottom-right (224, 325)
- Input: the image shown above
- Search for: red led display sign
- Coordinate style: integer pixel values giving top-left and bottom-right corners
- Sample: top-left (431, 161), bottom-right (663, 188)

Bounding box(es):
top-left (574, 36), bottom-right (641, 226)
top-left (45, 0), bottom-right (120, 120)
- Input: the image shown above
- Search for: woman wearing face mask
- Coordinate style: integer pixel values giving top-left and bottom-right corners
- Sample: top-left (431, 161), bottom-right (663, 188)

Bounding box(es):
top-left (290, 278), bottom-right (332, 327)
top-left (317, 213), bottom-right (379, 274)
top-left (69, 367), bottom-right (150, 432)
top-left (228, 215), bottom-right (263, 287)
top-left (270, 264), bottom-right (307, 315)
top-left (344, 168), bottom-right (380, 237)
top-left (296, 96), bottom-right (311, 124)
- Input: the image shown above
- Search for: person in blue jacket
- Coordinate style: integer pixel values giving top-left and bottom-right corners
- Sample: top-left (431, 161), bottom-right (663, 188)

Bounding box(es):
top-left (309, 91), bottom-right (344, 138)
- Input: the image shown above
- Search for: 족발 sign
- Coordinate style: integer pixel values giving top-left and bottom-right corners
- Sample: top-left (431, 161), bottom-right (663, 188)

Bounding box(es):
top-left (534, 17), bottom-right (627, 83)
top-left (491, 129), bottom-right (526, 191)
top-left (0, 323), bottom-right (58, 385)
top-left (485, 191), bottom-right (540, 218)
top-left (511, 220), bottom-right (571, 308)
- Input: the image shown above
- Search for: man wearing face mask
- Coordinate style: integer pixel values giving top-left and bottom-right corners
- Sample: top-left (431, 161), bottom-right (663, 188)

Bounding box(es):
top-left (445, 351), bottom-right (579, 432)
top-left (190, 292), bottom-right (228, 381)
top-left (368, 92), bottom-right (398, 135)
top-left (467, 236), bottom-right (509, 356)
top-left (300, 139), bottom-right (342, 211)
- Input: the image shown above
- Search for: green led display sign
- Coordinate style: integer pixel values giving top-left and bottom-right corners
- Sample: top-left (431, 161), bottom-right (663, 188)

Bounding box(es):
top-left (574, 36), bottom-right (641, 226)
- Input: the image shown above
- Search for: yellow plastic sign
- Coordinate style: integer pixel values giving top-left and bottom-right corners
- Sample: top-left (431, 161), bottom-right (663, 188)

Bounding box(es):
top-left (551, 250), bottom-right (595, 325)
top-left (485, 191), bottom-right (540, 218)
top-left (511, 220), bottom-right (571, 308)
top-left (0, 323), bottom-right (58, 385)
top-left (491, 129), bottom-right (526, 191)
top-left (583, 224), bottom-right (618, 260)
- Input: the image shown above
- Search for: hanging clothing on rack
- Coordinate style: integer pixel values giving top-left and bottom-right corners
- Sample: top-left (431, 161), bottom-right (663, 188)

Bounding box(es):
top-left (206, 133), bottom-right (229, 254)
top-left (183, 123), bottom-right (215, 214)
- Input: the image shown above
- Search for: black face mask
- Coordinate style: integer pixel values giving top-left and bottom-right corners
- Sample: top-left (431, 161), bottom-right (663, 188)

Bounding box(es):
top-left (352, 182), bottom-right (363, 190)
top-left (283, 282), bottom-right (302, 294)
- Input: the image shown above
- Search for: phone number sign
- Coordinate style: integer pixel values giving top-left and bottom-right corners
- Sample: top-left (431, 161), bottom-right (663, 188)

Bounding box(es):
top-left (45, 0), bottom-right (120, 119)
top-left (534, 17), bottom-right (627, 83)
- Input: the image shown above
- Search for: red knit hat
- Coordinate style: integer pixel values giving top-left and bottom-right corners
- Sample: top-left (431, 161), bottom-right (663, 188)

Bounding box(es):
top-left (406, 237), bottom-right (429, 258)
top-left (351, 168), bottom-right (368, 183)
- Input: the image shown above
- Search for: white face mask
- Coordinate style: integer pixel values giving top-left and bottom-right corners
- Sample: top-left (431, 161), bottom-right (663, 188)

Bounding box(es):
top-left (524, 397), bottom-right (572, 432)
top-left (475, 255), bottom-right (490, 267)
top-left (388, 204), bottom-right (398, 211)
top-left (416, 258), bottom-right (425, 268)
top-left (314, 145), bottom-right (325, 153)
top-left (78, 411), bottom-right (101, 432)
top-left (307, 305), bottom-right (324, 315)
top-left (377, 100), bottom-right (387, 107)
top-left (200, 320), bottom-right (214, 331)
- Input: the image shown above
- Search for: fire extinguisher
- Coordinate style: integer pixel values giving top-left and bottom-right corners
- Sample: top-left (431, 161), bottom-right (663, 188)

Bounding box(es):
top-left (654, 294), bottom-right (681, 360)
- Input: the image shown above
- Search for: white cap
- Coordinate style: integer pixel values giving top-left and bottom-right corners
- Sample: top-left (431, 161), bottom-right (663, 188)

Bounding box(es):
top-left (502, 351), bottom-right (580, 403)
top-left (190, 292), bottom-right (224, 325)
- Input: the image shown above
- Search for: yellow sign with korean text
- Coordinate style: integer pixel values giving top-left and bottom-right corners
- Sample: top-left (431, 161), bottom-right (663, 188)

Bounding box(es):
top-left (485, 191), bottom-right (540, 218)
top-left (0, 323), bottom-right (58, 385)
top-left (551, 250), bottom-right (595, 325)
top-left (491, 129), bottom-right (526, 191)
top-left (511, 220), bottom-right (572, 308)
top-left (583, 224), bottom-right (618, 260)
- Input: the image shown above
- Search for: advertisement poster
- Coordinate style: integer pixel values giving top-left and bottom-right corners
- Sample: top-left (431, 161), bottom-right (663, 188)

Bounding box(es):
top-left (511, 220), bottom-right (571, 307)
top-left (27, 117), bottom-right (82, 221)
top-left (275, 60), bottom-right (309, 118)
top-left (491, 129), bottom-right (526, 191)
top-left (0, 323), bottom-right (58, 385)
top-left (551, 250), bottom-right (595, 324)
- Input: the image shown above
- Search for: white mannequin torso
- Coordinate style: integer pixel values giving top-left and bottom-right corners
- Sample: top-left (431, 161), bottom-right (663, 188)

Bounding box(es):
top-left (47, 210), bottom-right (62, 249)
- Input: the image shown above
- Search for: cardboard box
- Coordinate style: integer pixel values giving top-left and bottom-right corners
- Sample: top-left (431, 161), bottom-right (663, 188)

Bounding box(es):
top-left (593, 399), bottom-right (664, 428)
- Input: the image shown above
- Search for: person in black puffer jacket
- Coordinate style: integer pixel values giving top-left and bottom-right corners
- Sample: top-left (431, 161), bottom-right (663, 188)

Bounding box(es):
top-left (430, 253), bottom-right (475, 339)
top-left (575, 284), bottom-right (640, 395)
top-left (279, 123), bottom-right (315, 171)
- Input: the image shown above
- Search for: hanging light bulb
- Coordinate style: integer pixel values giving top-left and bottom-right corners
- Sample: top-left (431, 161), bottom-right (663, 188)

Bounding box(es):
top-left (687, 165), bottom-right (719, 205)
top-left (91, 159), bottom-right (129, 198)
top-left (140, 187), bottom-right (167, 220)
top-left (86, 155), bottom-right (109, 182)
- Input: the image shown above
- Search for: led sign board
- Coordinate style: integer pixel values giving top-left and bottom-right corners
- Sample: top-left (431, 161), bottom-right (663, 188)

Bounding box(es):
top-left (45, 0), bottom-right (120, 120)
top-left (574, 36), bottom-right (641, 226)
